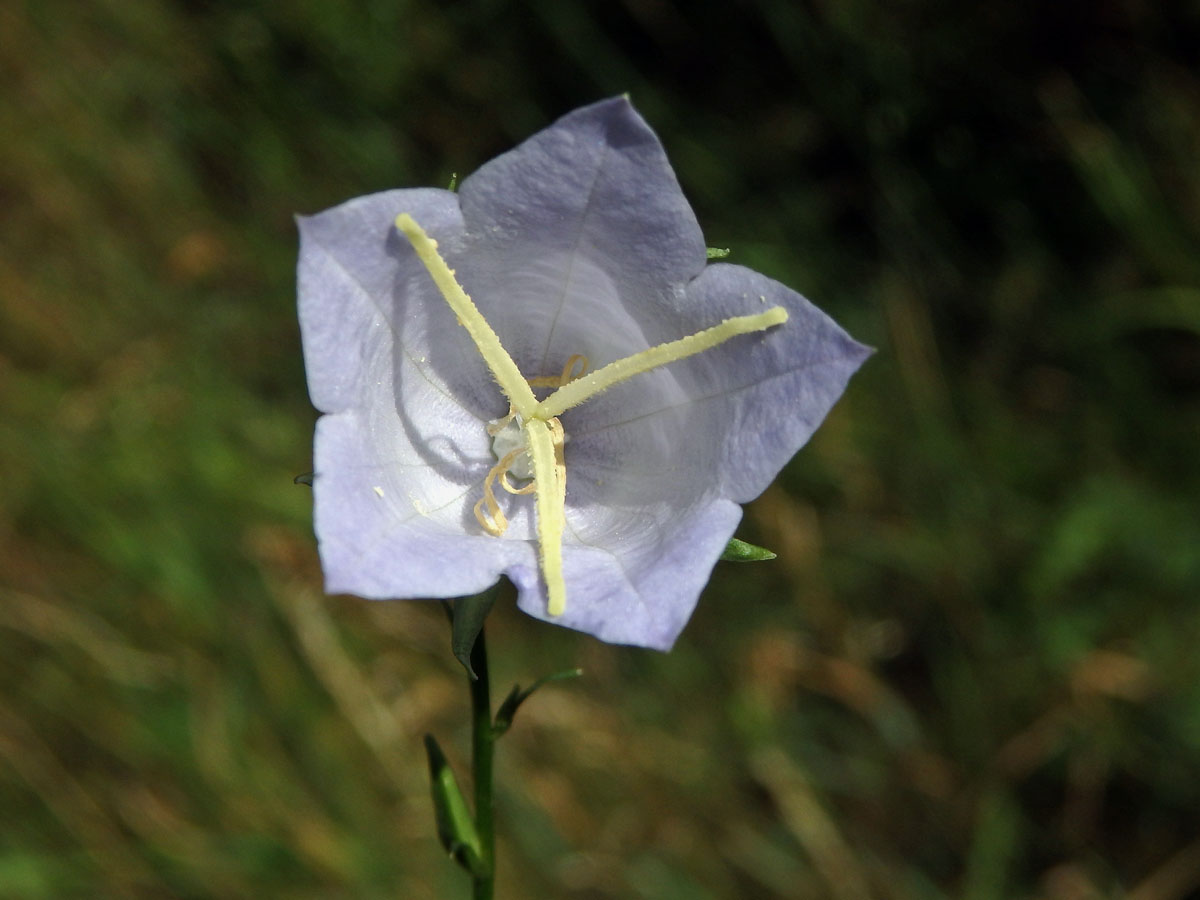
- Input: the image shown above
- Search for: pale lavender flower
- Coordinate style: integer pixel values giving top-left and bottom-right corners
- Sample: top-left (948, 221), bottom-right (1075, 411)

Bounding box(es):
top-left (297, 97), bottom-right (869, 649)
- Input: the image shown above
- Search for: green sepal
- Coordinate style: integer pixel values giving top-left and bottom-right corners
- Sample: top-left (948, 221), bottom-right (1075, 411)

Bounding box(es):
top-left (720, 537), bottom-right (777, 562)
top-left (423, 734), bottom-right (487, 877)
top-left (706, 247), bottom-right (731, 259)
top-left (493, 668), bottom-right (583, 738)
top-left (450, 588), bottom-right (498, 680)
top-left (447, 172), bottom-right (459, 191)
top-left (293, 471), bottom-right (314, 486)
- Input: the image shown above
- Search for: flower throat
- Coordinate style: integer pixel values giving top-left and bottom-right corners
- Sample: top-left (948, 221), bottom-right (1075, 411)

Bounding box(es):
top-left (395, 213), bottom-right (787, 619)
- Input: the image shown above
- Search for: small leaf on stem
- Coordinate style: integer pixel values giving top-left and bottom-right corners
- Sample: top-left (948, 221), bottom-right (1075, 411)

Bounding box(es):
top-left (423, 734), bottom-right (487, 877)
top-left (720, 537), bottom-right (777, 562)
top-left (450, 588), bottom-right (498, 679)
top-left (493, 668), bottom-right (583, 737)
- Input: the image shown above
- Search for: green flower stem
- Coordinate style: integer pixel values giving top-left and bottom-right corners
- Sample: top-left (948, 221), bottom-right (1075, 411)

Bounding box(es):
top-left (468, 626), bottom-right (495, 900)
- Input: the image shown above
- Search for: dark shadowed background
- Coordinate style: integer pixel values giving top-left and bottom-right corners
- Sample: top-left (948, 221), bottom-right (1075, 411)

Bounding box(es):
top-left (3, 1), bottom-right (1199, 897)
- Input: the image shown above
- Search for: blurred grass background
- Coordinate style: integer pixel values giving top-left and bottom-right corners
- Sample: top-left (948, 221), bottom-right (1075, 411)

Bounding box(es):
top-left (2, 0), bottom-right (1199, 897)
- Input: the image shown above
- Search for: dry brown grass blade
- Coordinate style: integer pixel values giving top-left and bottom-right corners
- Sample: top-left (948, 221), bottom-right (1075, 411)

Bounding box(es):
top-left (751, 746), bottom-right (874, 900)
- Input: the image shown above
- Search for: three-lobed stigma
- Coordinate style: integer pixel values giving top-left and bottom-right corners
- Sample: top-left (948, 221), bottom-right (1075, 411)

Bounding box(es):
top-left (395, 213), bottom-right (787, 619)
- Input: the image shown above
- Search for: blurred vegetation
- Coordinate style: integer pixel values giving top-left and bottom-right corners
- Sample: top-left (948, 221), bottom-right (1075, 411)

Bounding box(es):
top-left (2, 0), bottom-right (1199, 897)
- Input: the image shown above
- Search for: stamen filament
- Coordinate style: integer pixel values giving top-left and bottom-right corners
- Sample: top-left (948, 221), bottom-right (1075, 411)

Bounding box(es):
top-left (473, 446), bottom-right (528, 537)
top-left (395, 214), bottom-right (538, 418)
top-left (499, 468), bottom-right (536, 495)
top-left (527, 354), bottom-right (588, 388)
top-left (524, 417), bottom-right (567, 617)
top-left (535, 307), bottom-right (788, 418)
top-left (486, 408), bottom-right (517, 436)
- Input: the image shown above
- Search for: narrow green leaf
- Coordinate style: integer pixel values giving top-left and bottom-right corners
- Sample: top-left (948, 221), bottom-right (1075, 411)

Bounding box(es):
top-left (493, 668), bottom-right (583, 737)
top-left (720, 537), bottom-right (777, 562)
top-left (451, 588), bottom-right (498, 679)
top-left (423, 734), bottom-right (486, 877)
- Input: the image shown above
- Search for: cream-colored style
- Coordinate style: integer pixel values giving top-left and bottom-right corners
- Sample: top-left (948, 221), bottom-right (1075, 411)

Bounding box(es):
top-left (395, 213), bottom-right (787, 618)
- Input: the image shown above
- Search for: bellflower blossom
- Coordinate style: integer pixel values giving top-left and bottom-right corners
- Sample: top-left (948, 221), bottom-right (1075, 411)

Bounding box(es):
top-left (297, 97), bottom-right (869, 650)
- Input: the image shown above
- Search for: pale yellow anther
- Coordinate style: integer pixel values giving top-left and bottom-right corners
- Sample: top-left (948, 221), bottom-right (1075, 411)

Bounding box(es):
top-left (397, 211), bottom-right (789, 620)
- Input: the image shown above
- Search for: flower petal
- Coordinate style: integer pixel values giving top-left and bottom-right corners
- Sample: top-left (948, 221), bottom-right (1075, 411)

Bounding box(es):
top-left (299, 189), bottom-right (454, 412)
top-left (299, 189), bottom-right (539, 599)
top-left (514, 497), bottom-right (743, 650)
top-left (565, 263), bottom-right (872, 505)
top-left (679, 263), bottom-right (872, 501)
top-left (457, 97), bottom-right (707, 377)
top-left (312, 411), bottom-right (533, 600)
